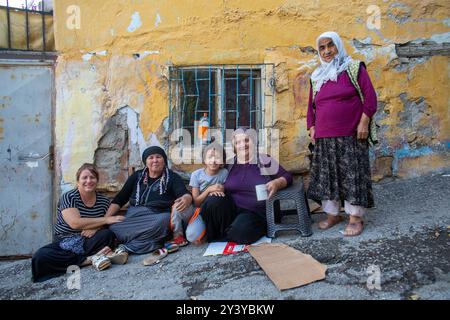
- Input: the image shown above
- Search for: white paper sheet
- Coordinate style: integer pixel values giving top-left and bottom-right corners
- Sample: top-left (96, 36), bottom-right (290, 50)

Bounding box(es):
top-left (203, 236), bottom-right (272, 256)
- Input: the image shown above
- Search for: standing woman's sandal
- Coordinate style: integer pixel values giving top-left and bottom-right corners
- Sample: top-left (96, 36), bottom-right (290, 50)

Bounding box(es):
top-left (343, 221), bottom-right (364, 236)
top-left (319, 215), bottom-right (344, 230)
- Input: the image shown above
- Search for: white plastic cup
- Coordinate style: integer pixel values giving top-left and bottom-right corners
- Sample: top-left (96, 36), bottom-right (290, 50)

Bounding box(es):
top-left (255, 184), bottom-right (268, 201)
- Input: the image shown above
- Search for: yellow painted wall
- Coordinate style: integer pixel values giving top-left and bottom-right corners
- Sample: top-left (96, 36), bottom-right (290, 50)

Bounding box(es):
top-left (52, 0), bottom-right (449, 187)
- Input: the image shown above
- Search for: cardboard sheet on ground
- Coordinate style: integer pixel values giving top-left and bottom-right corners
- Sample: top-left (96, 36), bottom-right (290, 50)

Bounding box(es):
top-left (247, 243), bottom-right (327, 291)
top-left (203, 236), bottom-right (272, 256)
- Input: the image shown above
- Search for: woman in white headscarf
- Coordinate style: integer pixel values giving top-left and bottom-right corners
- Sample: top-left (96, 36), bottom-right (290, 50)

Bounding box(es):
top-left (306, 31), bottom-right (378, 236)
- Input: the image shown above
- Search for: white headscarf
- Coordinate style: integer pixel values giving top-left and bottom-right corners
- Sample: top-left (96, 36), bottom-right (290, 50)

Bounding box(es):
top-left (311, 31), bottom-right (353, 92)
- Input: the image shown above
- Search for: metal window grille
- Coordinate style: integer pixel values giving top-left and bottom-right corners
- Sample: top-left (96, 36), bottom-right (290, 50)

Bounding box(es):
top-left (0, 0), bottom-right (54, 52)
top-left (169, 64), bottom-right (275, 145)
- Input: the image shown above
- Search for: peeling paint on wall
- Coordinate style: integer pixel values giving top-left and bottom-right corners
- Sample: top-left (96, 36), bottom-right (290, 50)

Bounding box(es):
top-left (94, 109), bottom-right (129, 191)
top-left (82, 50), bottom-right (108, 62)
top-left (387, 2), bottom-right (412, 25)
top-left (60, 181), bottom-right (73, 194)
top-left (60, 120), bottom-right (75, 182)
top-left (128, 11), bottom-right (142, 33)
top-left (119, 106), bottom-right (147, 167)
top-left (92, 105), bottom-right (157, 191)
top-left (296, 58), bottom-right (318, 72)
top-left (429, 32), bottom-right (450, 43)
top-left (133, 50), bottom-right (160, 60)
top-left (352, 40), bottom-right (398, 64)
top-left (155, 13), bottom-right (162, 27)
top-left (82, 53), bottom-right (92, 61)
top-left (25, 161), bottom-right (39, 168)
top-left (395, 145), bottom-right (434, 160)
top-left (52, 0), bottom-right (450, 192)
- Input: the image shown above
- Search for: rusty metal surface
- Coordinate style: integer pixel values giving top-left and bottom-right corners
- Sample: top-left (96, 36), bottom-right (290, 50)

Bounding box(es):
top-left (0, 63), bottom-right (53, 256)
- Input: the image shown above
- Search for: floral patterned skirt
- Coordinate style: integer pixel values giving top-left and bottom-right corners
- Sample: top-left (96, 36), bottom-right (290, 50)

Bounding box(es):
top-left (307, 136), bottom-right (374, 208)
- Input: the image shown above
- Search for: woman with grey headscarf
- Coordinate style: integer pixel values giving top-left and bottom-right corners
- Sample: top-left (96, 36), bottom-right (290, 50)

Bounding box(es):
top-left (307, 31), bottom-right (377, 236)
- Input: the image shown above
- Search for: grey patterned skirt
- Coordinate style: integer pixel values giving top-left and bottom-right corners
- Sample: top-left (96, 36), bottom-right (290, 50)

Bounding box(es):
top-left (307, 136), bottom-right (374, 208)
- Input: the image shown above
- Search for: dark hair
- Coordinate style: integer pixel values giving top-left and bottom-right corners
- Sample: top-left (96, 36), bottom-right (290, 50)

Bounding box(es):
top-left (203, 142), bottom-right (226, 165)
top-left (76, 163), bottom-right (99, 181)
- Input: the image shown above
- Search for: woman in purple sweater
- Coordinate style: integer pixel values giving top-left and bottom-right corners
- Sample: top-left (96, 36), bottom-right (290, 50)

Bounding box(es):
top-left (200, 128), bottom-right (292, 244)
top-left (307, 31), bottom-right (377, 236)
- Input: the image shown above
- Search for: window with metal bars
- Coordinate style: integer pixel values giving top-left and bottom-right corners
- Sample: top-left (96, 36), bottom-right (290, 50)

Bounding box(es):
top-left (0, 0), bottom-right (54, 52)
top-left (169, 65), bottom-right (274, 145)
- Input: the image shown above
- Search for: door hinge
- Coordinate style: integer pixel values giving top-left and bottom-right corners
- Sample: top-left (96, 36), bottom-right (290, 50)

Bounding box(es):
top-left (48, 145), bottom-right (54, 170)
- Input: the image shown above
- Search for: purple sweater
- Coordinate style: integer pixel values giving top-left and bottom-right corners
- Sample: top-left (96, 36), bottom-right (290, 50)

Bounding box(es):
top-left (224, 155), bottom-right (293, 215)
top-left (307, 64), bottom-right (377, 138)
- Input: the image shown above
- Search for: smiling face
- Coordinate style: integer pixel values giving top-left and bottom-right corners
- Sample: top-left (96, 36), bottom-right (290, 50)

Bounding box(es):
top-left (77, 169), bottom-right (98, 193)
top-left (318, 37), bottom-right (338, 63)
top-left (234, 133), bottom-right (255, 163)
top-left (204, 148), bottom-right (223, 172)
top-left (145, 154), bottom-right (165, 176)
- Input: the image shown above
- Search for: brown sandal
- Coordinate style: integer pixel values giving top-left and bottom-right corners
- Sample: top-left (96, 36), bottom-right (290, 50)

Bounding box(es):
top-left (343, 221), bottom-right (364, 236)
top-left (319, 215), bottom-right (344, 230)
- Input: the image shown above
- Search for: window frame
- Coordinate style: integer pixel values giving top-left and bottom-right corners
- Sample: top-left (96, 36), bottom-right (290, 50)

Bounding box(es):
top-left (168, 64), bottom-right (275, 145)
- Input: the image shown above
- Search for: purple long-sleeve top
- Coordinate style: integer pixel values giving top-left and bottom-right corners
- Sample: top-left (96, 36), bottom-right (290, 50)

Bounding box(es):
top-left (307, 64), bottom-right (377, 138)
top-left (224, 155), bottom-right (293, 215)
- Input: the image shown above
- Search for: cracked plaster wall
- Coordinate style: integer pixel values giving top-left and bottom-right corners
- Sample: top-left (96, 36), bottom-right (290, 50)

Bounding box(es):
top-left (53, 0), bottom-right (449, 192)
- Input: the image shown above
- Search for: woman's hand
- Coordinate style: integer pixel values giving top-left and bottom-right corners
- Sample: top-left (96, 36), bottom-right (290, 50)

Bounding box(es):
top-left (207, 184), bottom-right (225, 197)
top-left (266, 179), bottom-right (281, 199)
top-left (174, 194), bottom-right (192, 212)
top-left (207, 184), bottom-right (224, 194)
top-left (81, 228), bottom-right (98, 238)
top-left (266, 177), bottom-right (288, 199)
top-left (105, 215), bottom-right (125, 225)
top-left (357, 114), bottom-right (370, 140)
top-left (209, 191), bottom-right (225, 197)
top-left (309, 126), bottom-right (315, 145)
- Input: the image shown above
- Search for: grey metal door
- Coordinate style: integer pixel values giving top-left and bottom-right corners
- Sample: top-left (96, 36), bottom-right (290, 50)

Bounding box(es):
top-left (0, 62), bottom-right (53, 256)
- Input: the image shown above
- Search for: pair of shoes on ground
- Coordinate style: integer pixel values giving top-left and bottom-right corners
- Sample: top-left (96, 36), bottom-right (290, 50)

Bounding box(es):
top-left (142, 248), bottom-right (168, 266)
top-left (106, 244), bottom-right (129, 265)
top-left (90, 245), bottom-right (129, 271)
top-left (319, 215), bottom-right (364, 236)
top-left (164, 235), bottom-right (189, 253)
top-left (141, 235), bottom-right (188, 266)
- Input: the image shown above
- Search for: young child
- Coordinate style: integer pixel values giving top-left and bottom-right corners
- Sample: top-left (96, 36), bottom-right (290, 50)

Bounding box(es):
top-left (167, 143), bottom-right (228, 248)
top-left (190, 143), bottom-right (228, 207)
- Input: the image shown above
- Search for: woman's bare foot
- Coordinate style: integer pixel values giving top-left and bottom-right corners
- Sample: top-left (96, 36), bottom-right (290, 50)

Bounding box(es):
top-left (318, 215), bottom-right (344, 230)
top-left (80, 259), bottom-right (92, 267)
top-left (343, 217), bottom-right (364, 236)
top-left (98, 246), bottom-right (112, 255)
